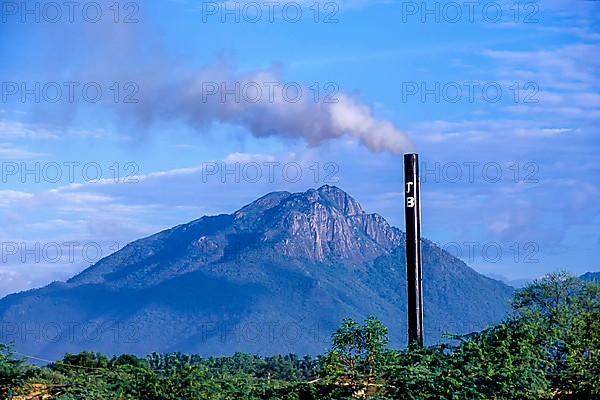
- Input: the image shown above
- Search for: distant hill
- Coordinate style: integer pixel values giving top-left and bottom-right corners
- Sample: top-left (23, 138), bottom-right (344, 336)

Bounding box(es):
top-left (0, 186), bottom-right (513, 360)
top-left (580, 272), bottom-right (600, 283)
top-left (490, 272), bottom-right (600, 289)
top-left (485, 273), bottom-right (531, 288)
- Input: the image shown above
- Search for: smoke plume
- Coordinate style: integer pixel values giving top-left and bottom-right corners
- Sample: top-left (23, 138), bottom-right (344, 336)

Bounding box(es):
top-left (121, 64), bottom-right (412, 154)
top-left (11, 0), bottom-right (412, 154)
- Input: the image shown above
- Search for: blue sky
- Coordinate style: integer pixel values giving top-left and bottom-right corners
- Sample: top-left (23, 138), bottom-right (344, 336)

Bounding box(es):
top-left (0, 0), bottom-right (599, 296)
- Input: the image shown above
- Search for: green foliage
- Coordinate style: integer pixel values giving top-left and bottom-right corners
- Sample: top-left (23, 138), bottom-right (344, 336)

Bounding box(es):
top-left (380, 272), bottom-right (599, 400)
top-left (1, 272), bottom-right (598, 400)
top-left (511, 271), bottom-right (600, 398)
top-left (0, 343), bottom-right (41, 399)
top-left (323, 316), bottom-right (391, 386)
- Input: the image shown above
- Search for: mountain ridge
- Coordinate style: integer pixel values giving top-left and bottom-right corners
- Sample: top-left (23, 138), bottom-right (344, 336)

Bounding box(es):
top-left (0, 185), bottom-right (513, 359)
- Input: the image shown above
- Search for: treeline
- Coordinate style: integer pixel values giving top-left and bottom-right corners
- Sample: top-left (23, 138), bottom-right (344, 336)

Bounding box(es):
top-left (1, 272), bottom-right (599, 399)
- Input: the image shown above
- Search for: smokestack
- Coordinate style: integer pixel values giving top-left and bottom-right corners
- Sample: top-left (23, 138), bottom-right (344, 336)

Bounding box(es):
top-left (404, 153), bottom-right (424, 346)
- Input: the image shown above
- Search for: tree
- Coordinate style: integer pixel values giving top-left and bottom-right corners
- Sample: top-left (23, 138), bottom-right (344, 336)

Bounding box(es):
top-left (382, 273), bottom-right (599, 400)
top-left (510, 271), bottom-right (600, 398)
top-left (381, 344), bottom-right (453, 400)
top-left (323, 316), bottom-right (391, 391)
top-left (0, 343), bottom-right (41, 398)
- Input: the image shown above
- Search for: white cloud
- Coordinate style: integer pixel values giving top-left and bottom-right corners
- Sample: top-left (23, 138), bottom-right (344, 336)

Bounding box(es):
top-left (0, 143), bottom-right (49, 159)
top-left (0, 190), bottom-right (34, 207)
top-left (413, 119), bottom-right (582, 143)
top-left (0, 120), bottom-right (60, 139)
top-left (224, 152), bottom-right (276, 163)
top-left (484, 44), bottom-right (600, 89)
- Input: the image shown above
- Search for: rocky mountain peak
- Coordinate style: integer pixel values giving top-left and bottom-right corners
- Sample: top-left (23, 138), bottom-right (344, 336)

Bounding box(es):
top-left (234, 191), bottom-right (291, 224)
top-left (243, 186), bottom-right (401, 263)
top-left (67, 187), bottom-right (403, 287)
top-left (316, 185), bottom-right (365, 216)
top-left (235, 186), bottom-right (363, 217)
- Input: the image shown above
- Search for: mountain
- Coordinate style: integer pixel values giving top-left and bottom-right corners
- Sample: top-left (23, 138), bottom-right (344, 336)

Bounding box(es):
top-left (0, 186), bottom-right (513, 360)
top-left (490, 272), bottom-right (599, 289)
top-left (580, 272), bottom-right (600, 283)
top-left (485, 273), bottom-right (531, 288)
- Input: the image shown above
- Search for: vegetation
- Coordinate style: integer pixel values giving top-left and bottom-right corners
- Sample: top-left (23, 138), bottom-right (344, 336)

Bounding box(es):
top-left (1, 272), bottom-right (598, 399)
